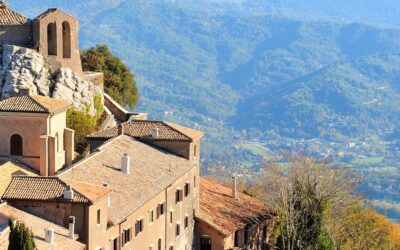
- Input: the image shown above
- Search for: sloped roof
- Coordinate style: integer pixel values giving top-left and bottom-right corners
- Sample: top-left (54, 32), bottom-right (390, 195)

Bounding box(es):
top-left (2, 176), bottom-right (110, 204)
top-left (87, 120), bottom-right (203, 141)
top-left (196, 178), bottom-right (275, 236)
top-left (59, 135), bottom-right (193, 224)
top-left (0, 2), bottom-right (30, 25)
top-left (0, 204), bottom-right (85, 250)
top-left (34, 8), bottom-right (76, 21)
top-left (0, 95), bottom-right (70, 114)
top-left (0, 161), bottom-right (38, 198)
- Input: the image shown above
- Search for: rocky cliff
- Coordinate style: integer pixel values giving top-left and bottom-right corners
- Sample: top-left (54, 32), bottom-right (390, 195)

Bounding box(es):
top-left (0, 45), bottom-right (102, 115)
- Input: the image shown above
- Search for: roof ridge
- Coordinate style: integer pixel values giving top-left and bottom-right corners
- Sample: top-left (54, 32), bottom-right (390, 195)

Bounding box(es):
top-left (58, 178), bottom-right (95, 204)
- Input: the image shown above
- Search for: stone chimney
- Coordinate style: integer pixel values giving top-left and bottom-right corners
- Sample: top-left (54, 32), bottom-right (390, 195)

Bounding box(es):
top-left (44, 228), bottom-right (54, 244)
top-left (121, 153), bottom-right (130, 174)
top-left (64, 185), bottom-right (74, 200)
top-left (151, 128), bottom-right (159, 139)
top-left (19, 88), bottom-right (31, 96)
top-left (68, 216), bottom-right (75, 239)
top-left (232, 176), bottom-right (237, 199)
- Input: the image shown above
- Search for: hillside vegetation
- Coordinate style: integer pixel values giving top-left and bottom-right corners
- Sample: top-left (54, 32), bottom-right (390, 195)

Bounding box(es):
top-left (8, 0), bottom-right (400, 221)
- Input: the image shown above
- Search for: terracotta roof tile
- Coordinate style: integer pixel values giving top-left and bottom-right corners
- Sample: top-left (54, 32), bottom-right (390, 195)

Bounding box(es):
top-left (0, 204), bottom-right (85, 250)
top-left (2, 176), bottom-right (92, 204)
top-left (59, 135), bottom-right (194, 224)
top-left (0, 161), bottom-right (38, 198)
top-left (196, 178), bottom-right (274, 236)
top-left (0, 95), bottom-right (70, 114)
top-left (0, 3), bottom-right (29, 25)
top-left (87, 120), bottom-right (203, 141)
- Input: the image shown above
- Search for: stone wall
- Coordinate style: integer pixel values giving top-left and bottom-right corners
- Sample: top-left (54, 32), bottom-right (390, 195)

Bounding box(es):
top-left (0, 24), bottom-right (32, 47)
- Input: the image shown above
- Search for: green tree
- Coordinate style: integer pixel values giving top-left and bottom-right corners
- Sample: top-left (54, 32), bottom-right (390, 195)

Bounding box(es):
top-left (8, 219), bottom-right (36, 250)
top-left (81, 45), bottom-right (139, 109)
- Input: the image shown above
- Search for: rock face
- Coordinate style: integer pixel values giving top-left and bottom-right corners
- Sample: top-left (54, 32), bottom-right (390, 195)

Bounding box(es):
top-left (0, 45), bottom-right (102, 115)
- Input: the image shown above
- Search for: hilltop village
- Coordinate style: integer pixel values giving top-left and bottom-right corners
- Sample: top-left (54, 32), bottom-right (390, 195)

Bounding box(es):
top-left (0, 2), bottom-right (275, 250)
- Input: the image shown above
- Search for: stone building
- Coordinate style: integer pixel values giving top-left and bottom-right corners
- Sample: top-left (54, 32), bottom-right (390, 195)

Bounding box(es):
top-left (0, 1), bottom-right (82, 74)
top-left (195, 178), bottom-right (276, 250)
top-left (0, 91), bottom-right (74, 175)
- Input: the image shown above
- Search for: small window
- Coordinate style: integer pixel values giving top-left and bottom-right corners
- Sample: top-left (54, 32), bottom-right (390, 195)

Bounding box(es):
top-left (148, 210), bottom-right (154, 224)
top-left (175, 189), bottom-right (183, 203)
top-left (175, 224), bottom-right (180, 237)
top-left (244, 226), bottom-right (249, 245)
top-left (234, 231), bottom-right (239, 247)
top-left (97, 209), bottom-right (101, 225)
top-left (135, 219), bottom-right (144, 236)
top-left (157, 203), bottom-right (165, 219)
top-left (194, 176), bottom-right (196, 188)
top-left (10, 134), bottom-right (23, 156)
top-left (169, 246), bottom-right (174, 250)
top-left (169, 211), bottom-right (173, 224)
top-left (123, 228), bottom-right (132, 244)
top-left (111, 238), bottom-right (118, 250)
top-left (158, 238), bottom-right (162, 250)
top-left (184, 216), bottom-right (189, 228)
top-left (184, 183), bottom-right (190, 197)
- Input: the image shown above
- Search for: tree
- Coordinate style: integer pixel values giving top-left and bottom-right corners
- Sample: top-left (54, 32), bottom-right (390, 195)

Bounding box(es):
top-left (254, 155), bottom-right (400, 250)
top-left (81, 45), bottom-right (139, 109)
top-left (8, 219), bottom-right (36, 250)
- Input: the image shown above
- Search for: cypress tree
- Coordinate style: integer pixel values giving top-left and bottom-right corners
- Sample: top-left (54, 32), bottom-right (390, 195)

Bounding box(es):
top-left (8, 219), bottom-right (36, 250)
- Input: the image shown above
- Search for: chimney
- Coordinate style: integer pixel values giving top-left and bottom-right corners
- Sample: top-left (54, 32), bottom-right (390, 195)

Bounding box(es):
top-left (103, 183), bottom-right (111, 207)
top-left (44, 228), bottom-right (54, 244)
top-left (118, 124), bottom-right (124, 135)
top-left (151, 128), bottom-right (159, 139)
top-left (68, 216), bottom-right (75, 239)
top-left (19, 88), bottom-right (31, 96)
top-left (232, 176), bottom-right (237, 199)
top-left (0, 1), bottom-right (8, 9)
top-left (64, 185), bottom-right (74, 200)
top-left (121, 153), bottom-right (130, 174)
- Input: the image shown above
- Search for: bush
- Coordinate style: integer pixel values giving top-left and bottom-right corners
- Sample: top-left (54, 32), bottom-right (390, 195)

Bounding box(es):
top-left (81, 45), bottom-right (139, 109)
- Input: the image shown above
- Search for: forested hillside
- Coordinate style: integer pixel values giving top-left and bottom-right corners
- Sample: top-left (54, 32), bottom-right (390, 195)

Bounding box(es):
top-left (8, 0), bottom-right (400, 221)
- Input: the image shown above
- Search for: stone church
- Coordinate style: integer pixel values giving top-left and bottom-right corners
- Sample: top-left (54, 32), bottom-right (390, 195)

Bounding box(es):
top-left (0, 0), bottom-right (82, 74)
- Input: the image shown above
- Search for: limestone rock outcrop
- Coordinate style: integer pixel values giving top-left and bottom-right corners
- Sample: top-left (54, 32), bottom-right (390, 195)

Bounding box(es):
top-left (0, 45), bottom-right (102, 115)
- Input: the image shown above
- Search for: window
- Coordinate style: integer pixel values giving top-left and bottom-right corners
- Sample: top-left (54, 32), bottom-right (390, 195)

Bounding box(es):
top-left (169, 211), bottom-right (173, 224)
top-left (123, 228), bottom-right (132, 245)
top-left (47, 22), bottom-right (57, 56)
top-left (175, 189), bottom-right (183, 204)
top-left (200, 238), bottom-right (212, 250)
top-left (184, 183), bottom-right (190, 197)
top-left (194, 176), bottom-right (197, 188)
top-left (10, 134), bottom-right (23, 156)
top-left (169, 246), bottom-right (174, 250)
top-left (97, 209), bottom-right (101, 225)
top-left (62, 21), bottom-right (71, 58)
top-left (175, 224), bottom-right (180, 237)
top-left (135, 219), bottom-right (144, 236)
top-left (158, 238), bottom-right (162, 250)
top-left (157, 203), bottom-right (165, 219)
top-left (244, 226), bottom-right (249, 245)
top-left (111, 238), bottom-right (118, 250)
top-left (184, 216), bottom-right (189, 228)
top-left (234, 231), bottom-right (239, 247)
top-left (148, 210), bottom-right (154, 224)
top-left (262, 225), bottom-right (267, 240)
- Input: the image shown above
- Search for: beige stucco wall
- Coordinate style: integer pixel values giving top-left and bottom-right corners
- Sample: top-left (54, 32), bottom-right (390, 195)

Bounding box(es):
top-left (49, 111), bottom-right (67, 171)
top-left (194, 219), bottom-right (226, 250)
top-left (32, 9), bottom-right (83, 75)
top-left (0, 112), bottom-right (48, 171)
top-left (87, 197), bottom-right (109, 250)
top-left (105, 163), bottom-right (200, 250)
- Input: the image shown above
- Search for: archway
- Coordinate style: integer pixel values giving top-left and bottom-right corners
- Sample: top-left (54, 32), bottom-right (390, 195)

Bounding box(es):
top-left (10, 134), bottom-right (23, 156)
top-left (62, 21), bottom-right (71, 58)
top-left (47, 22), bottom-right (57, 56)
